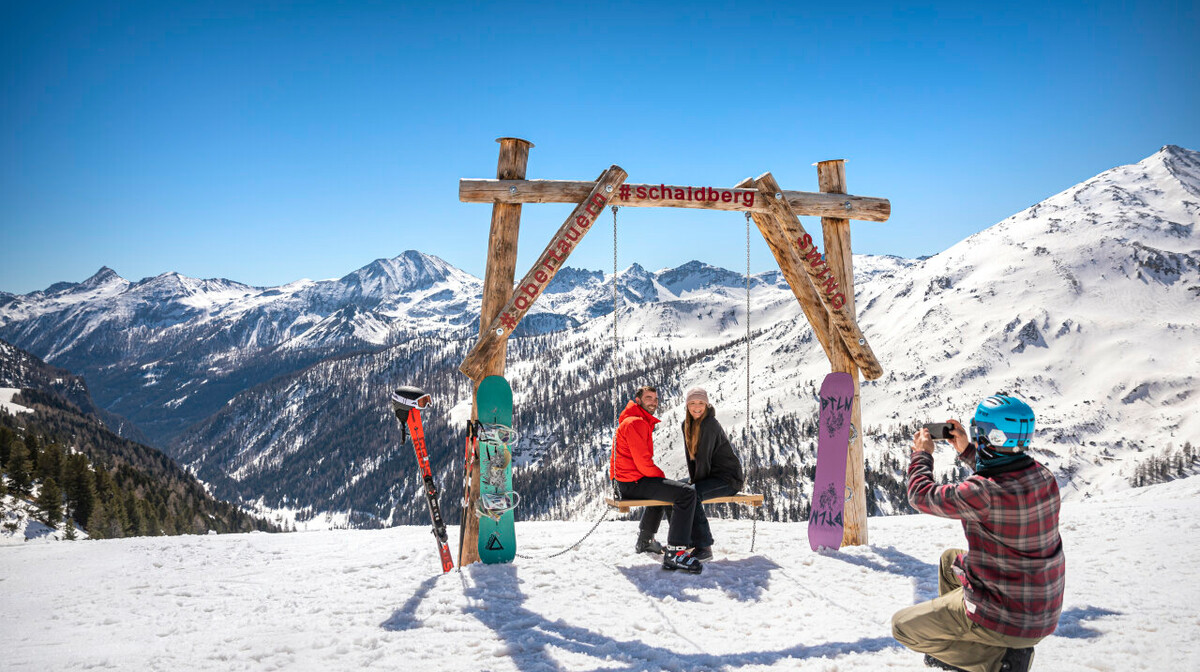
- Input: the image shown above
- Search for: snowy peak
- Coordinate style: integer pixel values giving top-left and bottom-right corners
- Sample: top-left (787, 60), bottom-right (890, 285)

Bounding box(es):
top-left (1156, 144), bottom-right (1200, 199)
top-left (82, 266), bottom-right (125, 289)
top-left (544, 267), bottom-right (604, 295)
top-left (338, 250), bottom-right (463, 297)
top-left (617, 262), bottom-right (659, 303)
top-left (657, 260), bottom-right (751, 295)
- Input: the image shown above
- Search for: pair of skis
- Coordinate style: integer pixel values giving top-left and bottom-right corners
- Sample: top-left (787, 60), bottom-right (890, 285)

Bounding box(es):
top-left (391, 376), bottom-right (518, 573)
top-left (391, 386), bottom-right (454, 573)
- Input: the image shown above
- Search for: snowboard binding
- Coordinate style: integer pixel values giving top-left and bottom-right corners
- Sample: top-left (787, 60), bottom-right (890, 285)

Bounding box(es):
top-left (476, 490), bottom-right (521, 521)
top-left (475, 422), bottom-right (520, 522)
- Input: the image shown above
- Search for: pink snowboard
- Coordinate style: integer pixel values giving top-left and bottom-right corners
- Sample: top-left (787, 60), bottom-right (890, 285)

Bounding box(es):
top-left (808, 372), bottom-right (855, 551)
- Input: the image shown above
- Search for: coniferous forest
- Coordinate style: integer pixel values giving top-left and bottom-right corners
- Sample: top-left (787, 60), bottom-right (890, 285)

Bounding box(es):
top-left (1, 389), bottom-right (277, 539)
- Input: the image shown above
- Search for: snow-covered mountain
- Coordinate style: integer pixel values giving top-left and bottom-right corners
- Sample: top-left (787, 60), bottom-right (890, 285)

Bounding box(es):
top-left (0, 251), bottom-right (482, 443)
top-left (854, 143), bottom-right (1200, 496)
top-left (3, 146), bottom-right (1197, 528)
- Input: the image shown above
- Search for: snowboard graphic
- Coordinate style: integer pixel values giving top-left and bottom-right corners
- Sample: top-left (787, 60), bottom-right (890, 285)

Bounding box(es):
top-left (475, 375), bottom-right (516, 563)
top-left (808, 371), bottom-right (855, 552)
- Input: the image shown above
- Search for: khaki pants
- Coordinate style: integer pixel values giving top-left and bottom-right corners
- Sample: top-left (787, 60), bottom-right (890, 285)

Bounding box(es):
top-left (892, 549), bottom-right (1043, 672)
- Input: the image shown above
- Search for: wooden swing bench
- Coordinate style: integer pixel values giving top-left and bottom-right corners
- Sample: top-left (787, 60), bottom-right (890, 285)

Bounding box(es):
top-left (605, 494), bottom-right (764, 513)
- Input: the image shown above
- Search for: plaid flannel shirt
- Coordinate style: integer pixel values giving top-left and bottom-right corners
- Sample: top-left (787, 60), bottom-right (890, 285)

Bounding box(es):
top-left (907, 446), bottom-right (1066, 638)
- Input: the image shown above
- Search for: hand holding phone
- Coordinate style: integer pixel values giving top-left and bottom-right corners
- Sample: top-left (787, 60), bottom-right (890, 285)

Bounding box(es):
top-left (922, 423), bottom-right (955, 441)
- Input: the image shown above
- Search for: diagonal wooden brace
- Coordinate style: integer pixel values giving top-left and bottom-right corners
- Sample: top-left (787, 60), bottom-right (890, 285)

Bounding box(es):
top-left (754, 172), bottom-right (883, 380)
top-left (735, 176), bottom-right (835, 363)
top-left (460, 164), bottom-right (629, 381)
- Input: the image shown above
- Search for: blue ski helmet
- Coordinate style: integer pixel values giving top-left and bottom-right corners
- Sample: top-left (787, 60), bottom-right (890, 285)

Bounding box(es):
top-left (971, 394), bottom-right (1035, 452)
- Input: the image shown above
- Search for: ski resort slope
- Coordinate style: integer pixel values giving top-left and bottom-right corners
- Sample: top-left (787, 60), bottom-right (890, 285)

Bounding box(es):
top-left (3, 477), bottom-right (1198, 671)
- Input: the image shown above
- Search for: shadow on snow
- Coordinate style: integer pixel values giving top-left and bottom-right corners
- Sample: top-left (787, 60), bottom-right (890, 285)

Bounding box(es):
top-left (616, 555), bottom-right (781, 603)
top-left (385, 563), bottom-right (899, 672)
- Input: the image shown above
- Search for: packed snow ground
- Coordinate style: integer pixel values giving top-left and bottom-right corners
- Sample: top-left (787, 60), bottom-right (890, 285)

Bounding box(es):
top-left (3, 477), bottom-right (1198, 671)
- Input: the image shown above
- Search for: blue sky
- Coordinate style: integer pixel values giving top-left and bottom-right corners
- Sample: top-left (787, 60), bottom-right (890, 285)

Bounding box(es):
top-left (2, 1), bottom-right (1197, 294)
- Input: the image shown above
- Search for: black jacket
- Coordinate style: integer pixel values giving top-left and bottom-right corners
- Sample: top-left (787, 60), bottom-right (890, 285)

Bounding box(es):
top-left (681, 407), bottom-right (745, 493)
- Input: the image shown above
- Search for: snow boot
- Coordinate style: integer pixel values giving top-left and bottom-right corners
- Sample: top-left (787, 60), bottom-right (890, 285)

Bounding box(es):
top-left (692, 546), bottom-right (713, 561)
top-left (922, 654), bottom-right (968, 671)
top-left (999, 647), bottom-right (1035, 672)
top-left (662, 546), bottom-right (703, 574)
top-left (635, 532), bottom-right (664, 555)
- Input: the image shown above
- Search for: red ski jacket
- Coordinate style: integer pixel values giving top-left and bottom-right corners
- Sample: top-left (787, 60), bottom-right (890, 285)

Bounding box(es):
top-left (610, 401), bottom-right (664, 482)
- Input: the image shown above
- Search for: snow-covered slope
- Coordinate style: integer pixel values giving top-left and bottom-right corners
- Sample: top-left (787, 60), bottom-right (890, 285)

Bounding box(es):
top-left (3, 477), bottom-right (1197, 671)
top-left (852, 144), bottom-right (1200, 497)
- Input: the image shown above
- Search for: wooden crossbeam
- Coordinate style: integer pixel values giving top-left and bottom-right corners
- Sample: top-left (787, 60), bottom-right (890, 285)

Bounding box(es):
top-left (460, 178), bottom-right (890, 222)
top-left (605, 494), bottom-right (764, 513)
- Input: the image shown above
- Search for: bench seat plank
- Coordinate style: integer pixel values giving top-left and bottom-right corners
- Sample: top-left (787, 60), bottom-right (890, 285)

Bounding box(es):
top-left (605, 494), bottom-right (764, 513)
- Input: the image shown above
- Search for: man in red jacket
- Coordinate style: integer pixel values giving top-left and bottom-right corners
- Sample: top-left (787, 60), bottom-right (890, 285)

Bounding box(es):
top-left (610, 385), bottom-right (702, 574)
top-left (892, 395), bottom-right (1065, 672)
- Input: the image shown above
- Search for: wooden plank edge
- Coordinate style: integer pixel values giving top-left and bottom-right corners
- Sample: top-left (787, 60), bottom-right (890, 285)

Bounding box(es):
top-left (605, 494), bottom-right (765, 512)
top-left (460, 178), bottom-right (891, 222)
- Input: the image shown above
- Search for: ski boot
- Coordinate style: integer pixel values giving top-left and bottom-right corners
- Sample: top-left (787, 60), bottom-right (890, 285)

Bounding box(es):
top-left (923, 654), bottom-right (968, 671)
top-left (662, 546), bottom-right (703, 574)
top-left (635, 531), bottom-right (664, 555)
top-left (999, 647), bottom-right (1035, 672)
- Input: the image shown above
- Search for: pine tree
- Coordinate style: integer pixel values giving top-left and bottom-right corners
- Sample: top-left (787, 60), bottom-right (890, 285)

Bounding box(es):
top-left (0, 425), bottom-right (15, 469)
top-left (63, 517), bottom-right (78, 540)
top-left (23, 434), bottom-right (40, 472)
top-left (6, 439), bottom-right (33, 497)
top-left (35, 443), bottom-right (64, 484)
top-left (36, 477), bottom-right (63, 526)
top-left (86, 501), bottom-right (109, 539)
top-left (62, 453), bottom-right (96, 525)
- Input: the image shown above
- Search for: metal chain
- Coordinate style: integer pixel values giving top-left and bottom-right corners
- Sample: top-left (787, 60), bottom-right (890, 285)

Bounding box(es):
top-left (610, 205), bottom-right (621, 501)
top-left (746, 212), bottom-right (759, 556)
top-left (515, 507), bottom-right (610, 560)
top-left (612, 205), bottom-right (620, 428)
top-left (745, 212), bottom-right (751, 441)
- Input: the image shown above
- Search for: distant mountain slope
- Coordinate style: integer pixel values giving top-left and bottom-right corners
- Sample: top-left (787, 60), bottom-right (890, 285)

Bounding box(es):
top-left (0, 339), bottom-right (147, 443)
top-left (0, 251), bottom-right (482, 445)
top-left (4, 146), bottom-right (1197, 528)
top-left (0, 342), bottom-right (278, 540)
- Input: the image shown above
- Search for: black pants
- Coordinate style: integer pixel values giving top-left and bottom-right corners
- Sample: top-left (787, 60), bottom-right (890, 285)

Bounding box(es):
top-left (639, 477), bottom-right (737, 548)
top-left (617, 477), bottom-right (697, 548)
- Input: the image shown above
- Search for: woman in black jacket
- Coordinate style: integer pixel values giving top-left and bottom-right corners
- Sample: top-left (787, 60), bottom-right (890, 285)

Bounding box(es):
top-left (681, 387), bottom-right (745, 560)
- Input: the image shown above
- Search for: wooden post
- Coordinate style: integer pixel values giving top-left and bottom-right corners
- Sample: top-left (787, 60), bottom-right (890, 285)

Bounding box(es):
top-left (462, 137), bottom-right (532, 566)
top-left (460, 165), bottom-right (628, 382)
top-left (816, 159), bottom-right (867, 547)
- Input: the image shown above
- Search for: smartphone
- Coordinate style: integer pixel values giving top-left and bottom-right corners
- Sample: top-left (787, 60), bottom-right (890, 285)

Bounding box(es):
top-left (922, 423), bottom-right (955, 441)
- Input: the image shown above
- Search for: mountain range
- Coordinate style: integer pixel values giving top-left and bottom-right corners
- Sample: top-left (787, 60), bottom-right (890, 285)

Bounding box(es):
top-left (2, 145), bottom-right (1197, 529)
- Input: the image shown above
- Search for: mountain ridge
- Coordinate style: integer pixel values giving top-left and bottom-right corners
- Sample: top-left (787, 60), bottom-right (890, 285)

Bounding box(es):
top-left (2, 145), bottom-right (1197, 527)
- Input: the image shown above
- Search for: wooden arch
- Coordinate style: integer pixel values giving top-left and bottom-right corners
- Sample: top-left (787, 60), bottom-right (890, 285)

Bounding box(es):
top-left (456, 137), bottom-right (890, 565)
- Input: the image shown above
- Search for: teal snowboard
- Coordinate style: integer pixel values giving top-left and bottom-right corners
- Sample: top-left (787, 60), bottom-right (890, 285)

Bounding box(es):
top-left (476, 375), bottom-right (516, 563)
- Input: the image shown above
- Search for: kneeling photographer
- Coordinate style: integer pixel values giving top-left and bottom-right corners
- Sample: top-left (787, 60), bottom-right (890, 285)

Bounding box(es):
top-left (890, 394), bottom-right (1066, 672)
